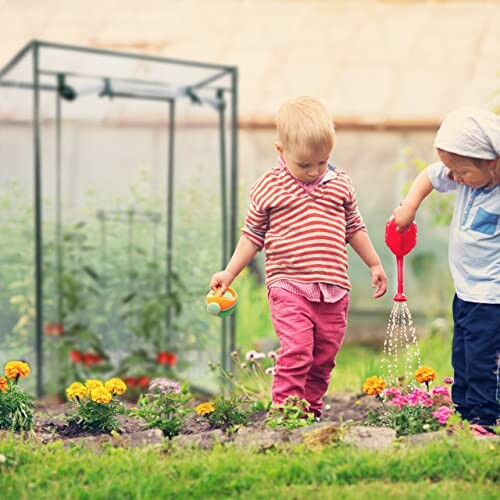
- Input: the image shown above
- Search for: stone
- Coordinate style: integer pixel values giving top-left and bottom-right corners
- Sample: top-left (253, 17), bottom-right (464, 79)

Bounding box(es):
top-left (343, 425), bottom-right (396, 450)
top-left (402, 431), bottom-right (446, 447)
top-left (172, 429), bottom-right (227, 450)
top-left (292, 422), bottom-right (342, 449)
top-left (233, 427), bottom-right (289, 451)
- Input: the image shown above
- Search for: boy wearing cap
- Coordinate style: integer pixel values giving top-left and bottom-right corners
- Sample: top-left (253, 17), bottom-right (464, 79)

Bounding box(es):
top-left (393, 107), bottom-right (500, 432)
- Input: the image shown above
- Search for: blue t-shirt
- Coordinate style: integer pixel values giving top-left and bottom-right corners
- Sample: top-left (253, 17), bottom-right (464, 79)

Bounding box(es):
top-left (427, 162), bottom-right (500, 304)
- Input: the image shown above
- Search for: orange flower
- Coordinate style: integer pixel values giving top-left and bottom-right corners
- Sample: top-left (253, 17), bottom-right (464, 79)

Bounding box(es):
top-left (105, 378), bottom-right (127, 396)
top-left (362, 376), bottom-right (386, 396)
top-left (0, 377), bottom-right (7, 393)
top-left (90, 386), bottom-right (112, 404)
top-left (195, 402), bottom-right (215, 415)
top-left (4, 361), bottom-right (30, 380)
top-left (415, 366), bottom-right (437, 385)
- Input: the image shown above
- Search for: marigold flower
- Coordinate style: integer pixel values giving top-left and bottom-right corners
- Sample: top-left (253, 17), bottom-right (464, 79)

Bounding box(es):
top-left (66, 382), bottom-right (86, 400)
top-left (105, 378), bottom-right (127, 395)
top-left (195, 401), bottom-right (215, 415)
top-left (90, 386), bottom-right (112, 404)
top-left (4, 361), bottom-right (30, 380)
top-left (0, 377), bottom-right (7, 393)
top-left (415, 366), bottom-right (437, 384)
top-left (362, 376), bottom-right (386, 396)
top-left (85, 379), bottom-right (104, 395)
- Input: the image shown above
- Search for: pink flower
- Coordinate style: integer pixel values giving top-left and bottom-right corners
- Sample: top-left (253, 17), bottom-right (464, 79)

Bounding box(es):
top-left (383, 388), bottom-right (401, 400)
top-left (443, 376), bottom-right (454, 385)
top-left (390, 394), bottom-right (410, 408)
top-left (432, 406), bottom-right (454, 424)
top-left (432, 385), bottom-right (450, 397)
top-left (407, 388), bottom-right (431, 406)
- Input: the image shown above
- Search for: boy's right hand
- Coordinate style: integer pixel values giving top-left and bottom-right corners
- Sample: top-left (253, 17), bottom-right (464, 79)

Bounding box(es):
top-left (209, 270), bottom-right (235, 295)
top-left (392, 204), bottom-right (416, 231)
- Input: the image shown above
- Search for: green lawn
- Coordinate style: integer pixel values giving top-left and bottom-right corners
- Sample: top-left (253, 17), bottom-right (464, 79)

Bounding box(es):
top-left (0, 435), bottom-right (498, 499)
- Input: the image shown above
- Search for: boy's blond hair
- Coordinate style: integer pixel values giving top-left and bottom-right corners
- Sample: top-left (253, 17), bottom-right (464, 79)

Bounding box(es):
top-left (276, 96), bottom-right (335, 152)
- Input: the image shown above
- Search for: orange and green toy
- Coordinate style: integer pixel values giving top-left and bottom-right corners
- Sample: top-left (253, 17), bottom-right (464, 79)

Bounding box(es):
top-left (206, 287), bottom-right (238, 317)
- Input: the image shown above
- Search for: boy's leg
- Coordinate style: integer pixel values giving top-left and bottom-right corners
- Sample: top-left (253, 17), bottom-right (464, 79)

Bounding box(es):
top-left (304, 294), bottom-right (349, 417)
top-left (268, 288), bottom-right (315, 405)
top-left (456, 298), bottom-right (500, 427)
top-left (451, 295), bottom-right (470, 420)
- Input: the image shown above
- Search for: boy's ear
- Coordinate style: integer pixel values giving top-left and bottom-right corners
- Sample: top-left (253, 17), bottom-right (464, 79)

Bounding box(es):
top-left (274, 141), bottom-right (283, 155)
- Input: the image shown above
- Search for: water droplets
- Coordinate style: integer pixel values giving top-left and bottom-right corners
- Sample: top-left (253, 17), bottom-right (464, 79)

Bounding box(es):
top-left (380, 301), bottom-right (421, 388)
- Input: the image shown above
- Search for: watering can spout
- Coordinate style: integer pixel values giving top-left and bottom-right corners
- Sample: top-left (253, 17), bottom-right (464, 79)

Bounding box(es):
top-left (385, 218), bottom-right (417, 302)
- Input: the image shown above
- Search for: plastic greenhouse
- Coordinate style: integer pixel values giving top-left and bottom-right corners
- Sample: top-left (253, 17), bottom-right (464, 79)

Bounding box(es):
top-left (0, 40), bottom-right (238, 397)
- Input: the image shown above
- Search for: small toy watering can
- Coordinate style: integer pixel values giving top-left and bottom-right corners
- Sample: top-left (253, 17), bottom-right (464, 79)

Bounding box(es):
top-left (385, 218), bottom-right (417, 302)
top-left (206, 287), bottom-right (238, 317)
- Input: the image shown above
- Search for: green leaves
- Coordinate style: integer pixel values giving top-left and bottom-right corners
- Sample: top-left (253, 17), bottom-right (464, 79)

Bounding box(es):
top-left (132, 385), bottom-right (192, 438)
top-left (0, 382), bottom-right (35, 432)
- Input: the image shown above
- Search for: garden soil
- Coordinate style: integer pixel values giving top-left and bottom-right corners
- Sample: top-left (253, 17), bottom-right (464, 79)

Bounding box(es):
top-left (32, 394), bottom-right (379, 442)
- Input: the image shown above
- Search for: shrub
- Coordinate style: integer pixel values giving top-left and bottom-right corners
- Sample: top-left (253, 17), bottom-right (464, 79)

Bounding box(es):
top-left (132, 378), bottom-right (192, 438)
top-left (195, 394), bottom-right (250, 430)
top-left (65, 377), bottom-right (127, 432)
top-left (363, 367), bottom-right (456, 436)
top-left (0, 361), bottom-right (34, 431)
top-left (267, 395), bottom-right (316, 430)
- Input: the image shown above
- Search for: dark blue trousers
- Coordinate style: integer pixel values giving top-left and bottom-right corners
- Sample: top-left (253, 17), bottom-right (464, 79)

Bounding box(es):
top-left (452, 295), bottom-right (500, 426)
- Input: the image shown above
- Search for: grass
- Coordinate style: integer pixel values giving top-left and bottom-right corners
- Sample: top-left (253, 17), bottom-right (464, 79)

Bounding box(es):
top-left (0, 434), bottom-right (498, 499)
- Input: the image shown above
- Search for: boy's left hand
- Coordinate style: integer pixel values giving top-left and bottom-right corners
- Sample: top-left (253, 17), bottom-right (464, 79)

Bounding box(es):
top-left (370, 264), bottom-right (387, 298)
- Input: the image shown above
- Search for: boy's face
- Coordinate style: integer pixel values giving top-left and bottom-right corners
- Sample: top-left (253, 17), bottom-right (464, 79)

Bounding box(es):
top-left (275, 142), bottom-right (332, 184)
top-left (438, 150), bottom-right (495, 189)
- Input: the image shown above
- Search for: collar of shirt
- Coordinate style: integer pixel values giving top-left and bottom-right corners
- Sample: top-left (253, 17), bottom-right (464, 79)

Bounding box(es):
top-left (277, 156), bottom-right (337, 189)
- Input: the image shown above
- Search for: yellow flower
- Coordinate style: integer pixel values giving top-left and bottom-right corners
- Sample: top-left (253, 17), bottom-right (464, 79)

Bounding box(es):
top-left (105, 378), bottom-right (127, 396)
top-left (362, 376), bottom-right (386, 396)
top-left (415, 366), bottom-right (437, 384)
top-left (66, 382), bottom-right (86, 400)
top-left (85, 379), bottom-right (104, 396)
top-left (195, 401), bottom-right (215, 415)
top-left (0, 377), bottom-right (7, 393)
top-left (4, 361), bottom-right (30, 380)
top-left (90, 386), bottom-right (112, 404)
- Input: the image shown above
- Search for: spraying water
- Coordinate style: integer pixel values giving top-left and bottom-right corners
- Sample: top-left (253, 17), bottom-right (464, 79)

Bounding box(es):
top-left (380, 301), bottom-right (421, 388)
top-left (382, 218), bottom-right (421, 387)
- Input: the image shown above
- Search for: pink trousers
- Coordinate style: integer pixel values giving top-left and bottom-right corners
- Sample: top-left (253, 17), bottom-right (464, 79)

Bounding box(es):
top-left (268, 287), bottom-right (349, 417)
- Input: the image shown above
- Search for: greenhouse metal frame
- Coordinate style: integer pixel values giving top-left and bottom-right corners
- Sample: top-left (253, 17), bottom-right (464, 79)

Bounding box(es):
top-left (0, 40), bottom-right (238, 396)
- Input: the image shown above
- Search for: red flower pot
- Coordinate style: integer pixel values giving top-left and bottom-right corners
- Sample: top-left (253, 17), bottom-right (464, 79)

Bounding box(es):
top-left (44, 322), bottom-right (64, 336)
top-left (156, 351), bottom-right (178, 367)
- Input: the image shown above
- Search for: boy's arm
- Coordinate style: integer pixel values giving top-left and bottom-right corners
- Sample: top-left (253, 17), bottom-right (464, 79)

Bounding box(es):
top-left (210, 235), bottom-right (258, 294)
top-left (348, 230), bottom-right (387, 298)
top-left (393, 168), bottom-right (434, 230)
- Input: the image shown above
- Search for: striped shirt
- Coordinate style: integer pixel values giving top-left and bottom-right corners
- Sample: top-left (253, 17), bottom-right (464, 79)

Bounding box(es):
top-left (242, 158), bottom-right (366, 290)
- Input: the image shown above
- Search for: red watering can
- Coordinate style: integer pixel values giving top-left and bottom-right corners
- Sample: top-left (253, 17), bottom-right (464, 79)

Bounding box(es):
top-left (385, 218), bottom-right (417, 302)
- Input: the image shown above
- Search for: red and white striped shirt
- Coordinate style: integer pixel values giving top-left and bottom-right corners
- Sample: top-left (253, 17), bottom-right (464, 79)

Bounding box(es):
top-left (242, 159), bottom-right (366, 290)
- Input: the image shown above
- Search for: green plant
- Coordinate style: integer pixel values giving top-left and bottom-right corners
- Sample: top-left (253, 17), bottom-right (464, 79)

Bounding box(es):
top-left (362, 370), bottom-right (457, 436)
top-left (65, 378), bottom-right (127, 433)
top-left (0, 361), bottom-right (35, 431)
top-left (132, 378), bottom-right (192, 438)
top-left (209, 349), bottom-right (276, 401)
top-left (267, 395), bottom-right (316, 430)
top-left (196, 394), bottom-right (250, 430)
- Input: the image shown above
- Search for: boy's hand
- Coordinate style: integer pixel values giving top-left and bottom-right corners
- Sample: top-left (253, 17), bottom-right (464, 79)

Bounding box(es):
top-left (370, 264), bottom-right (387, 298)
top-left (209, 270), bottom-right (235, 295)
top-left (392, 204), bottom-right (416, 231)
